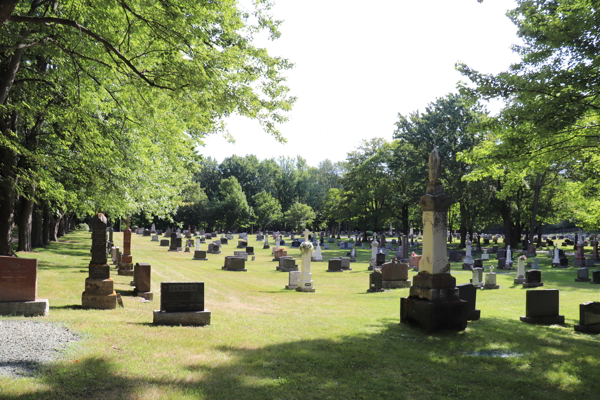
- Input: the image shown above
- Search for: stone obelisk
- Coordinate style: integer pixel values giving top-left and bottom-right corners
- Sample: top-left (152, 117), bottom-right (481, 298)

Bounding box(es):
top-left (82, 213), bottom-right (117, 309)
top-left (400, 148), bottom-right (468, 331)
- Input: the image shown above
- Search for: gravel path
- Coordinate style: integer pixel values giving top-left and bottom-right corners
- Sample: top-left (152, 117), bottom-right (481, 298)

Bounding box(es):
top-left (0, 320), bottom-right (80, 377)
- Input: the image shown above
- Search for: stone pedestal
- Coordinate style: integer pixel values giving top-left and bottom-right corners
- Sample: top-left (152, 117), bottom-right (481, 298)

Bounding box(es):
top-left (0, 299), bottom-right (49, 317)
top-left (401, 273), bottom-right (468, 331)
top-left (193, 250), bottom-right (207, 260)
top-left (153, 310), bottom-right (211, 326)
top-left (82, 278), bottom-right (117, 309)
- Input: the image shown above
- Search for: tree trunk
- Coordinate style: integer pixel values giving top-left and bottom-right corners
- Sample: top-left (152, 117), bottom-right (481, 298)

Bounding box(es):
top-left (402, 204), bottom-right (409, 235)
top-left (58, 216), bottom-right (66, 237)
top-left (42, 203), bottom-right (50, 246)
top-left (459, 202), bottom-right (467, 248)
top-left (17, 196), bottom-right (34, 251)
top-left (0, 140), bottom-right (17, 256)
top-left (528, 173), bottom-right (544, 246)
top-left (32, 204), bottom-right (44, 248)
top-left (49, 213), bottom-right (61, 241)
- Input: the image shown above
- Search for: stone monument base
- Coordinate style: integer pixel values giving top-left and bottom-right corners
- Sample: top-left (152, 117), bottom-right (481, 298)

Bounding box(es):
top-left (296, 287), bottom-right (316, 292)
top-left (520, 315), bottom-right (565, 325)
top-left (118, 267), bottom-right (134, 276)
top-left (221, 266), bottom-right (247, 272)
top-left (82, 292), bottom-right (117, 309)
top-left (153, 310), bottom-right (211, 326)
top-left (285, 284), bottom-right (298, 290)
top-left (382, 280), bottom-right (411, 289)
top-left (467, 309), bottom-right (481, 321)
top-left (523, 282), bottom-right (544, 288)
top-left (0, 299), bottom-right (49, 317)
top-left (574, 323), bottom-right (600, 334)
top-left (575, 277), bottom-right (591, 282)
top-left (575, 260), bottom-right (586, 268)
top-left (400, 273), bottom-right (468, 331)
top-left (135, 291), bottom-right (153, 301)
top-left (462, 263), bottom-right (473, 271)
top-left (193, 251), bottom-right (207, 260)
top-left (401, 296), bottom-right (468, 331)
top-left (482, 284), bottom-right (499, 290)
top-left (514, 277), bottom-right (526, 284)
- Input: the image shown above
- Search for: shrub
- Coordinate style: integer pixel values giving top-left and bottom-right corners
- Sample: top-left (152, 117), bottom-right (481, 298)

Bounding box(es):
top-left (75, 223), bottom-right (89, 231)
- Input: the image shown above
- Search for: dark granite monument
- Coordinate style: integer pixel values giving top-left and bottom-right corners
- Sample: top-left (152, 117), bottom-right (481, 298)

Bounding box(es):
top-left (153, 282), bottom-right (211, 326)
top-left (520, 289), bottom-right (565, 325)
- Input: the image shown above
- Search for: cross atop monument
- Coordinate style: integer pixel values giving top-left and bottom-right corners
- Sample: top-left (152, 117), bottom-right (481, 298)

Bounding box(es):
top-left (303, 228), bottom-right (311, 243)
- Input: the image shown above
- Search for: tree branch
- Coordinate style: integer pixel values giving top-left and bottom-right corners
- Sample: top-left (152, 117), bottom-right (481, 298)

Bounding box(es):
top-left (7, 14), bottom-right (175, 90)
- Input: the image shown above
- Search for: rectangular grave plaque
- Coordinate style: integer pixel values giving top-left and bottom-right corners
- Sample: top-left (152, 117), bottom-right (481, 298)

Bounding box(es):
top-left (0, 256), bottom-right (37, 301)
top-left (160, 282), bottom-right (204, 312)
top-left (89, 265), bottom-right (110, 279)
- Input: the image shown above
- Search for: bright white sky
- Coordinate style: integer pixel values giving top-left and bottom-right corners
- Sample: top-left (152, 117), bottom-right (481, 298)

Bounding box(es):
top-left (201, 0), bottom-right (521, 167)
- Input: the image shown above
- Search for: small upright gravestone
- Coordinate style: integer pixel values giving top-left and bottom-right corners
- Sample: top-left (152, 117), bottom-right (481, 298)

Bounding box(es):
top-left (153, 282), bottom-right (211, 326)
top-left (82, 213), bottom-right (117, 309)
top-left (367, 269), bottom-right (384, 292)
top-left (483, 266), bottom-right (499, 290)
top-left (575, 268), bottom-right (590, 282)
top-left (381, 259), bottom-right (410, 289)
top-left (327, 258), bottom-right (343, 272)
top-left (591, 270), bottom-right (600, 284)
top-left (520, 289), bottom-right (564, 325)
top-left (285, 271), bottom-right (300, 290)
top-left (457, 283), bottom-right (480, 321)
top-left (523, 269), bottom-right (544, 288)
top-left (574, 301), bottom-right (600, 334)
top-left (169, 232), bottom-right (180, 252)
top-left (0, 256), bottom-right (49, 316)
top-left (133, 263), bottom-right (153, 300)
top-left (223, 257), bottom-right (247, 271)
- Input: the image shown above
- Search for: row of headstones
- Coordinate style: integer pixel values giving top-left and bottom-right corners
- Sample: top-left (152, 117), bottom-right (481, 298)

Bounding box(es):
top-left (461, 285), bottom-right (600, 334)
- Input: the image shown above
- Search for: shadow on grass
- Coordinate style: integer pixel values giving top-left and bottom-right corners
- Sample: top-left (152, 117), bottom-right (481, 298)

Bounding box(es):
top-left (49, 305), bottom-right (82, 310)
top-left (6, 318), bottom-right (600, 400)
top-left (115, 289), bottom-right (135, 297)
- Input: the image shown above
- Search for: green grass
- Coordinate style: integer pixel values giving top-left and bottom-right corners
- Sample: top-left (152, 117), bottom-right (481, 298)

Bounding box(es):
top-left (1, 232), bottom-right (600, 400)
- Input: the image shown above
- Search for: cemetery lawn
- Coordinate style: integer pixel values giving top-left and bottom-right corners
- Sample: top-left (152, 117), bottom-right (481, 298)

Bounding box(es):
top-left (2, 233), bottom-right (600, 400)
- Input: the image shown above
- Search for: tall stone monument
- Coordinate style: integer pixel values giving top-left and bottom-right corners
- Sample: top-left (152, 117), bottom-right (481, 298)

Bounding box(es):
top-left (118, 227), bottom-right (134, 276)
top-left (82, 213), bottom-right (117, 309)
top-left (297, 229), bottom-right (315, 292)
top-left (400, 148), bottom-right (468, 331)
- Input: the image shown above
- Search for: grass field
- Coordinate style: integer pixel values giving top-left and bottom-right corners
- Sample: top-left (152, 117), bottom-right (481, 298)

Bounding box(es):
top-left (1, 231), bottom-right (599, 400)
